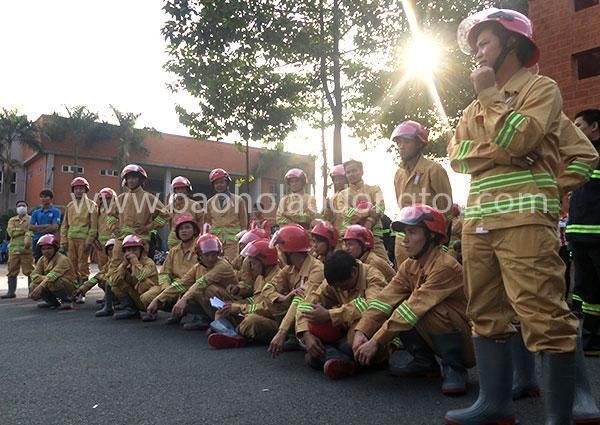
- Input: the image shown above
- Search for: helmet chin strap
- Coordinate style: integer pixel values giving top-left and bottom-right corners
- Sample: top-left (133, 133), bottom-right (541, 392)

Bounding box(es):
top-left (408, 230), bottom-right (435, 260)
top-left (492, 40), bottom-right (517, 73)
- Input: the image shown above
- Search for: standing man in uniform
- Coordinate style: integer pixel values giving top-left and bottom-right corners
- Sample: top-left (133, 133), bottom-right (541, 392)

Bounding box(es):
top-left (391, 120), bottom-right (453, 267)
top-left (1, 200), bottom-right (33, 299)
top-left (166, 176), bottom-right (204, 249)
top-left (276, 168), bottom-right (317, 229)
top-left (29, 190), bottom-right (61, 262)
top-left (445, 9), bottom-right (581, 424)
top-left (569, 109), bottom-right (600, 355)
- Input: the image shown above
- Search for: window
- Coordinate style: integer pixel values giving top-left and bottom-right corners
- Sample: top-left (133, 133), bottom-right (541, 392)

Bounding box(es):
top-left (62, 165), bottom-right (84, 173)
top-left (100, 169), bottom-right (119, 177)
top-left (574, 0), bottom-right (598, 11)
top-left (0, 172), bottom-right (16, 194)
top-left (574, 47), bottom-right (600, 80)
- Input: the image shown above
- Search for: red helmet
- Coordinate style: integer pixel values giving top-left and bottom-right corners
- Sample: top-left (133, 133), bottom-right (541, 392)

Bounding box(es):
top-left (343, 225), bottom-right (374, 249)
top-left (311, 220), bottom-right (339, 248)
top-left (37, 234), bottom-right (59, 248)
top-left (209, 168), bottom-right (231, 183)
top-left (122, 234), bottom-right (144, 249)
top-left (391, 120), bottom-right (429, 145)
top-left (175, 214), bottom-right (200, 239)
top-left (391, 204), bottom-right (448, 245)
top-left (121, 164), bottom-right (148, 181)
top-left (196, 233), bottom-right (223, 254)
top-left (239, 228), bottom-right (268, 246)
top-left (71, 177), bottom-right (90, 192)
top-left (451, 203), bottom-right (461, 218)
top-left (171, 176), bottom-right (192, 192)
top-left (269, 224), bottom-right (311, 253)
top-left (308, 322), bottom-right (346, 344)
top-left (99, 187), bottom-right (117, 199)
top-left (241, 239), bottom-right (278, 266)
top-left (329, 164), bottom-right (346, 178)
top-left (285, 168), bottom-right (306, 183)
top-left (104, 238), bottom-right (116, 254)
top-left (458, 8), bottom-right (539, 67)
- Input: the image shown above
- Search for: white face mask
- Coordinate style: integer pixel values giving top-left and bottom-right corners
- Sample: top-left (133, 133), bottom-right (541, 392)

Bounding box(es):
top-left (16, 206), bottom-right (27, 215)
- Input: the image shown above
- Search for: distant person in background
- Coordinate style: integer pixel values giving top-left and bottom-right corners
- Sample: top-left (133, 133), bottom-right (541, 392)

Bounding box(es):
top-left (249, 203), bottom-right (271, 237)
top-left (0, 240), bottom-right (8, 264)
top-left (29, 190), bottom-right (61, 262)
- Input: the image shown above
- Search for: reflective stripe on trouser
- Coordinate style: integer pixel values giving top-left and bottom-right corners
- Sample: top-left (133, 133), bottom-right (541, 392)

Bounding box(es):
top-left (186, 284), bottom-right (235, 320)
top-left (67, 238), bottom-right (89, 279)
top-left (463, 225), bottom-right (578, 352)
top-left (222, 240), bottom-right (239, 262)
top-left (571, 242), bottom-right (600, 316)
top-left (371, 237), bottom-right (389, 262)
top-left (7, 252), bottom-right (33, 277)
top-left (394, 237), bottom-right (408, 268)
top-left (29, 277), bottom-right (76, 295)
top-left (238, 314), bottom-right (279, 344)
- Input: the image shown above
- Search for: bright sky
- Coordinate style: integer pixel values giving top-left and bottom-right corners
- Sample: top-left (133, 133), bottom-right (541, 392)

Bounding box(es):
top-left (0, 0), bottom-right (469, 217)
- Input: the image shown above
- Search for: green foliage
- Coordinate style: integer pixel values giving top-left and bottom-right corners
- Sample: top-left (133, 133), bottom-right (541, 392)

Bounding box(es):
top-left (108, 105), bottom-right (156, 170)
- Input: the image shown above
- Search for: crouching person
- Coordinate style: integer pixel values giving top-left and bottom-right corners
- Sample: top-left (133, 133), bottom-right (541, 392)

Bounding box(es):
top-left (144, 215), bottom-right (199, 323)
top-left (208, 238), bottom-right (281, 349)
top-left (297, 251), bottom-right (388, 379)
top-left (29, 234), bottom-right (77, 310)
top-left (169, 234), bottom-right (238, 330)
top-left (110, 234), bottom-right (159, 320)
top-left (73, 239), bottom-right (117, 317)
top-left (352, 205), bottom-right (474, 396)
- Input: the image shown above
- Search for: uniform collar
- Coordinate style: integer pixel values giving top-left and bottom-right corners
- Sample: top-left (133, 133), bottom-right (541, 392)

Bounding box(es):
top-left (500, 67), bottom-right (533, 97)
top-left (401, 154), bottom-right (426, 172)
top-left (298, 254), bottom-right (315, 277)
top-left (350, 180), bottom-right (365, 190)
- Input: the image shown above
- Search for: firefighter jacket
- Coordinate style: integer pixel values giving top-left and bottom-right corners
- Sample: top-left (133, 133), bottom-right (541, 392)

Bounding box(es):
top-left (230, 265), bottom-right (281, 316)
top-left (79, 260), bottom-right (113, 295)
top-left (180, 258), bottom-right (238, 301)
top-left (60, 195), bottom-right (97, 246)
top-left (96, 206), bottom-right (117, 246)
top-left (30, 252), bottom-right (77, 289)
top-left (206, 192), bottom-right (248, 242)
top-left (336, 181), bottom-right (387, 239)
top-left (167, 195), bottom-right (205, 248)
top-left (448, 68), bottom-right (574, 233)
top-left (158, 242), bottom-right (197, 289)
top-left (113, 255), bottom-right (159, 294)
top-left (108, 186), bottom-right (170, 242)
top-left (7, 214), bottom-right (32, 254)
top-left (276, 192), bottom-right (317, 228)
top-left (360, 250), bottom-right (396, 282)
top-left (295, 262), bottom-right (386, 336)
top-left (354, 249), bottom-right (467, 346)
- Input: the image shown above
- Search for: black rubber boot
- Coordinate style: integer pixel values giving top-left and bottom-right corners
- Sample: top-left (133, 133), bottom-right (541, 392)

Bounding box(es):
top-left (38, 289), bottom-right (60, 309)
top-left (1, 276), bottom-right (17, 299)
top-left (431, 331), bottom-right (469, 396)
top-left (54, 289), bottom-right (74, 310)
top-left (541, 351), bottom-right (576, 425)
top-left (95, 286), bottom-right (114, 317)
top-left (582, 314), bottom-right (600, 357)
top-left (510, 327), bottom-right (540, 400)
top-left (113, 296), bottom-right (139, 320)
top-left (389, 329), bottom-right (440, 378)
top-left (444, 337), bottom-right (515, 425)
top-left (573, 320), bottom-right (600, 424)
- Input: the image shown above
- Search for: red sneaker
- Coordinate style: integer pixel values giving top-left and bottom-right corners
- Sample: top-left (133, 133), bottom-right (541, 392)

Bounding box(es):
top-left (323, 358), bottom-right (356, 380)
top-left (208, 333), bottom-right (246, 349)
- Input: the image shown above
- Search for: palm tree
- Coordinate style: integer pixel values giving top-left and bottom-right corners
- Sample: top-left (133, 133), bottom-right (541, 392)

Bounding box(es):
top-left (108, 105), bottom-right (155, 171)
top-left (41, 105), bottom-right (111, 175)
top-left (0, 108), bottom-right (41, 213)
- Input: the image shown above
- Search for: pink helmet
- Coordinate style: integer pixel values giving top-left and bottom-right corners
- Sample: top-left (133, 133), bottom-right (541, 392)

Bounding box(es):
top-left (71, 177), bottom-right (90, 192)
top-left (196, 233), bottom-right (223, 254)
top-left (241, 239), bottom-right (278, 266)
top-left (37, 234), bottom-right (59, 248)
top-left (285, 168), bottom-right (306, 183)
top-left (104, 238), bottom-right (116, 254)
top-left (457, 8), bottom-right (539, 67)
top-left (311, 220), bottom-right (339, 248)
top-left (122, 234), bottom-right (144, 249)
top-left (239, 228), bottom-right (268, 246)
top-left (343, 225), bottom-right (374, 249)
top-left (171, 176), bottom-right (192, 191)
top-left (391, 120), bottom-right (429, 145)
top-left (209, 168), bottom-right (231, 183)
top-left (120, 164), bottom-right (148, 181)
top-left (99, 187), bottom-right (117, 199)
top-left (329, 164), bottom-right (346, 178)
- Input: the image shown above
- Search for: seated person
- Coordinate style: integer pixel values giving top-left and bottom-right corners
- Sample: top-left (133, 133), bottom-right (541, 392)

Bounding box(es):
top-left (297, 250), bottom-right (388, 380)
top-left (29, 234), bottom-right (77, 310)
top-left (230, 228), bottom-right (268, 293)
top-left (343, 225), bottom-right (396, 282)
top-left (352, 205), bottom-right (474, 396)
top-left (310, 220), bottom-right (338, 263)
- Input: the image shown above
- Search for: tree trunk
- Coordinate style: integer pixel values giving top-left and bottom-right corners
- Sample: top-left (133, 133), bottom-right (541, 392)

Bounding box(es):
top-left (245, 137), bottom-right (250, 196)
top-left (320, 92), bottom-right (328, 202)
top-left (331, 0), bottom-right (343, 165)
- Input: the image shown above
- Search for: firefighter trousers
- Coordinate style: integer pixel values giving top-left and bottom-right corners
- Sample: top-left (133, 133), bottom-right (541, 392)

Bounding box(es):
top-left (67, 238), bottom-right (89, 280)
top-left (7, 252), bottom-right (33, 278)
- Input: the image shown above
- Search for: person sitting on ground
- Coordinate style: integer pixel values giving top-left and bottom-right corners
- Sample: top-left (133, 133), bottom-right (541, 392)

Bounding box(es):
top-left (343, 225), bottom-right (396, 282)
top-left (310, 220), bottom-right (339, 263)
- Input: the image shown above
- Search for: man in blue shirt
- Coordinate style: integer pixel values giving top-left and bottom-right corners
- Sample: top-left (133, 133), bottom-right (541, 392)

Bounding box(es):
top-left (29, 189), bottom-right (61, 262)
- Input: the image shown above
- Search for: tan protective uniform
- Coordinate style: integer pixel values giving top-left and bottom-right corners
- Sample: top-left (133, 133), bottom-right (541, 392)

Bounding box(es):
top-left (95, 205), bottom-right (117, 270)
top-left (111, 255), bottom-right (159, 310)
top-left (393, 155), bottom-right (453, 267)
top-left (29, 252), bottom-right (77, 295)
top-left (447, 68), bottom-right (578, 352)
top-left (7, 214), bottom-right (33, 277)
top-left (167, 196), bottom-right (204, 248)
top-left (206, 193), bottom-right (248, 261)
top-left (60, 195), bottom-right (97, 280)
top-left (360, 250), bottom-right (396, 282)
top-left (276, 192), bottom-right (317, 229)
top-left (355, 249), bottom-right (474, 367)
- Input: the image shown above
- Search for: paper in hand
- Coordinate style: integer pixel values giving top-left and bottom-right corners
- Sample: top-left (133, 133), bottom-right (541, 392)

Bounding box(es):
top-left (209, 296), bottom-right (225, 309)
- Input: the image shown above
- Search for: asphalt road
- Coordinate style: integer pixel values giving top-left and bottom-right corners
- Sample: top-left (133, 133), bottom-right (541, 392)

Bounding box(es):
top-left (1, 281), bottom-right (599, 425)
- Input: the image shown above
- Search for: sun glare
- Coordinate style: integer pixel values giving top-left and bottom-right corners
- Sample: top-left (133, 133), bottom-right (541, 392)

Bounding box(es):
top-left (404, 34), bottom-right (443, 78)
